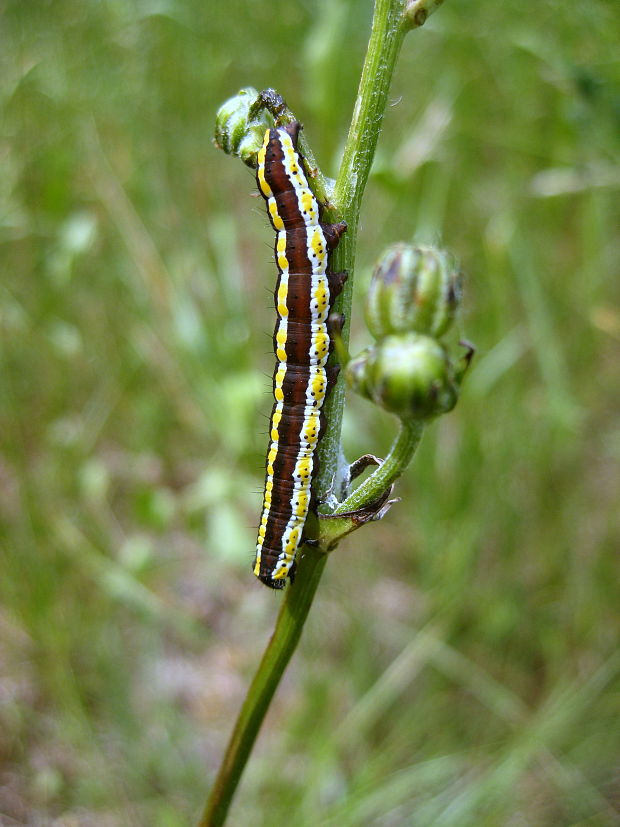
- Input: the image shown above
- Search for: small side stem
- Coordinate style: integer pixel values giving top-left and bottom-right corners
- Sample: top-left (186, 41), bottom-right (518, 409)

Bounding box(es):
top-left (316, 419), bottom-right (425, 552)
top-left (335, 419), bottom-right (424, 515)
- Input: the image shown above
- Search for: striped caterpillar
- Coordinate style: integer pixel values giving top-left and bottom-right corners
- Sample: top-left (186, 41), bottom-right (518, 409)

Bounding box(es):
top-left (253, 122), bottom-right (347, 589)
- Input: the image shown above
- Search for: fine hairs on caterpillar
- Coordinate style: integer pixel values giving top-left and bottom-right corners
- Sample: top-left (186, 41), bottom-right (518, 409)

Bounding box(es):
top-left (253, 122), bottom-right (346, 589)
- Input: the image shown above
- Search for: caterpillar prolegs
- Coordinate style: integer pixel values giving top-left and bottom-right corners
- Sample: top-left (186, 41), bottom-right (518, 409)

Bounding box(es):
top-left (253, 122), bottom-right (347, 589)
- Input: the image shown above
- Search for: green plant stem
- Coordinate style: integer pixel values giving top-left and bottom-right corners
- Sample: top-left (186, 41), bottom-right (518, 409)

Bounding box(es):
top-left (200, 3), bottom-right (428, 824)
top-left (198, 550), bottom-right (326, 827)
top-left (200, 420), bottom-right (424, 824)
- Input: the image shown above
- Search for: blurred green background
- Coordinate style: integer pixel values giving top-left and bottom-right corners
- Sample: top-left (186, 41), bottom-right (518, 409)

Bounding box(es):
top-left (2, 0), bottom-right (619, 824)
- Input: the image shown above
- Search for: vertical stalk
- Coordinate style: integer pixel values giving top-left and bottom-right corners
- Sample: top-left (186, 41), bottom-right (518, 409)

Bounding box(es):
top-left (316, 0), bottom-right (409, 494)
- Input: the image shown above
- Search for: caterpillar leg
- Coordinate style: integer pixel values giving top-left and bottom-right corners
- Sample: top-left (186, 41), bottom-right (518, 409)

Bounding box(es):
top-left (323, 222), bottom-right (347, 251)
top-left (258, 573), bottom-right (287, 590)
top-left (328, 269), bottom-right (348, 298)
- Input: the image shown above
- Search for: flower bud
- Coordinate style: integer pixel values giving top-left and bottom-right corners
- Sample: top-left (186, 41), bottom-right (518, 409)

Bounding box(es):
top-left (346, 333), bottom-right (461, 420)
top-left (365, 244), bottom-right (460, 340)
top-left (214, 87), bottom-right (273, 167)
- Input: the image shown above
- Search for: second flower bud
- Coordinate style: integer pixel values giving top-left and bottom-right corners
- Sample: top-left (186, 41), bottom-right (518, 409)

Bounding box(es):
top-left (346, 332), bottom-right (462, 420)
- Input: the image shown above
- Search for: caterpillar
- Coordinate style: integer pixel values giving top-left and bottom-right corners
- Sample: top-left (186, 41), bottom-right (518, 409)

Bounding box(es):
top-left (253, 122), bottom-right (347, 589)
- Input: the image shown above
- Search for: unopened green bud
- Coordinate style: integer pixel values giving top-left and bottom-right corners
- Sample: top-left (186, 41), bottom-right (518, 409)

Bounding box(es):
top-left (365, 243), bottom-right (460, 340)
top-left (346, 333), bottom-right (461, 420)
top-left (214, 87), bottom-right (273, 167)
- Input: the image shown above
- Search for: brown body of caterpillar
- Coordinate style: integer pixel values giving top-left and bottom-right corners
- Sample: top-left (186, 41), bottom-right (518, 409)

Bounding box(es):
top-left (254, 122), bottom-right (346, 589)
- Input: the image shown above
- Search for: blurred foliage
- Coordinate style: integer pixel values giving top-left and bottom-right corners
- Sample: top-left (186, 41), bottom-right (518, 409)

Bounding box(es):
top-left (1, 0), bottom-right (619, 824)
